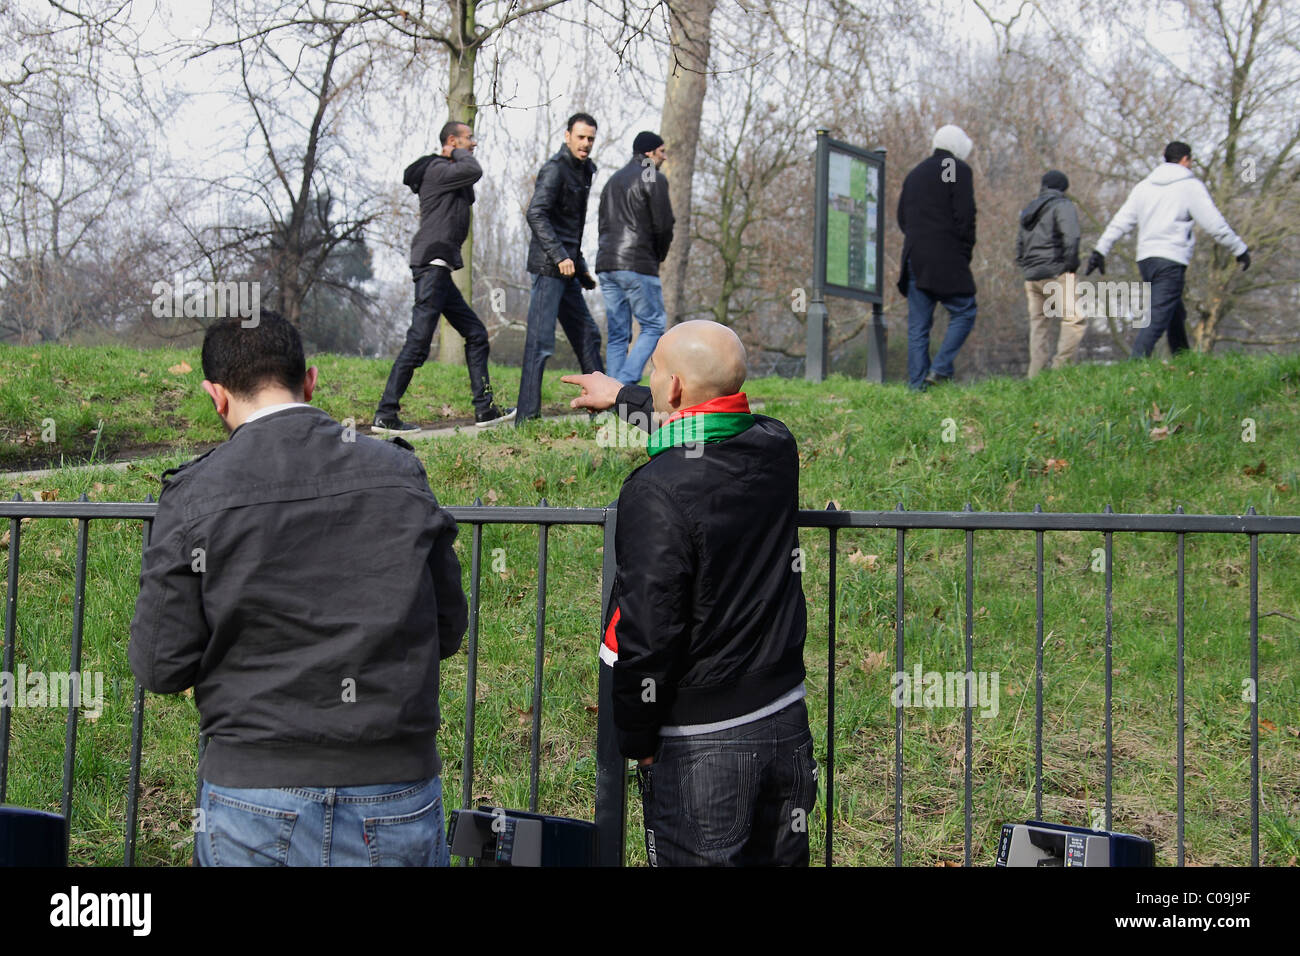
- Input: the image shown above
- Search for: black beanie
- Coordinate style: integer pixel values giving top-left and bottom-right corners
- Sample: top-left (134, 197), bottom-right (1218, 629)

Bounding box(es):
top-left (1041, 169), bottom-right (1069, 192)
top-left (633, 131), bottom-right (664, 155)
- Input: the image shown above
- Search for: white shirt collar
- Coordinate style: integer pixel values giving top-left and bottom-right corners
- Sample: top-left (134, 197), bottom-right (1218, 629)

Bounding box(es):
top-left (243, 402), bottom-right (312, 424)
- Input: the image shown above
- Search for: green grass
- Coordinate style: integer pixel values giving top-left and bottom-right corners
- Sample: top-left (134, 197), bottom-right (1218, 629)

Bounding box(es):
top-left (1, 344), bottom-right (1297, 866)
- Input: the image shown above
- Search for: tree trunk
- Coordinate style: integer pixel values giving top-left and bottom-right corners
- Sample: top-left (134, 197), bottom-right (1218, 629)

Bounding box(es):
top-left (439, 0), bottom-right (478, 365)
top-left (658, 0), bottom-right (717, 329)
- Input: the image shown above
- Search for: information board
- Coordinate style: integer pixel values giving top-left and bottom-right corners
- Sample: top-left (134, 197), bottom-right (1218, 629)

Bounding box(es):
top-left (815, 138), bottom-right (885, 303)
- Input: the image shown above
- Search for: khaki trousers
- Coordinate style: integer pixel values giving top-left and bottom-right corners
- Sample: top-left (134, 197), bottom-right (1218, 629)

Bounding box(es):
top-left (1025, 272), bottom-right (1086, 378)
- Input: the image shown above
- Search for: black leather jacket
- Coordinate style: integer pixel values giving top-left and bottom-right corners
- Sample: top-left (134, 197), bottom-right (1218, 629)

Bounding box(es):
top-left (526, 146), bottom-right (596, 277)
top-left (595, 156), bottom-right (674, 275)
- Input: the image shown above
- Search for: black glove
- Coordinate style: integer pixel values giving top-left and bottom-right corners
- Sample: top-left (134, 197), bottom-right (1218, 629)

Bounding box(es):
top-left (1237, 249), bottom-right (1251, 271)
top-left (579, 272), bottom-right (597, 291)
top-left (1084, 250), bottom-right (1105, 276)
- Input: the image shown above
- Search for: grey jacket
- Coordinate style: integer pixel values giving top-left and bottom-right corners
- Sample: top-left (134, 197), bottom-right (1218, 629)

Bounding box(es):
top-left (409, 148), bottom-right (481, 269)
top-left (1016, 187), bottom-right (1080, 280)
top-left (129, 406), bottom-right (467, 788)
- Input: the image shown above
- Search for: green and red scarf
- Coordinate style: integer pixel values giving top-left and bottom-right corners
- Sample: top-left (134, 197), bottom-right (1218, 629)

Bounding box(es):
top-left (646, 393), bottom-right (754, 457)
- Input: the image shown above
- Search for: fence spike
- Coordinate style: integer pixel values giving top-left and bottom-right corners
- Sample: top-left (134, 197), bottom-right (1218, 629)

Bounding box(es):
top-left (825, 500), bottom-right (838, 511)
top-left (473, 496), bottom-right (483, 506)
top-left (78, 492), bottom-right (89, 502)
top-left (895, 502), bottom-right (905, 511)
top-left (1033, 503), bottom-right (1043, 513)
top-left (1175, 504), bottom-right (1184, 514)
top-left (538, 497), bottom-right (549, 508)
top-left (145, 493), bottom-right (155, 503)
top-left (1104, 503), bottom-right (1113, 514)
top-left (10, 492), bottom-right (21, 501)
top-left (963, 502), bottom-right (973, 512)
top-left (1247, 504), bottom-right (1257, 515)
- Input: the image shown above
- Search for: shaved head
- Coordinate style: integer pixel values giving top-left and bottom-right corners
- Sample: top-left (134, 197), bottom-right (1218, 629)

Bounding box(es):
top-left (649, 320), bottom-right (748, 414)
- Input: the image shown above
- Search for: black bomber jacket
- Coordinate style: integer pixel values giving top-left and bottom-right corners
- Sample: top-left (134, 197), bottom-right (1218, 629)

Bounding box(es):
top-left (128, 406), bottom-right (468, 788)
top-left (603, 386), bottom-right (808, 759)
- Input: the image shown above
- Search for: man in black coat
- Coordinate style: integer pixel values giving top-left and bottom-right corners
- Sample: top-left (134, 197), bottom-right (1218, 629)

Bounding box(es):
top-left (374, 120), bottom-right (513, 434)
top-left (595, 131), bottom-right (674, 385)
top-left (561, 322), bottom-right (816, 866)
top-left (514, 112), bottom-right (605, 425)
top-left (896, 124), bottom-right (978, 390)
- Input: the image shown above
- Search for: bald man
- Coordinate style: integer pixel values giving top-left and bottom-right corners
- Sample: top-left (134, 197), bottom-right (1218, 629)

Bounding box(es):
top-left (563, 321), bottom-right (816, 867)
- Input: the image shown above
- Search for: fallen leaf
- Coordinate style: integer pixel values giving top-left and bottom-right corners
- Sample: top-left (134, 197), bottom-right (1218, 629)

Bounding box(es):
top-left (533, 477), bottom-right (546, 491)
top-left (1150, 426), bottom-right (1170, 440)
top-left (860, 649), bottom-right (887, 674)
top-left (584, 704), bottom-right (599, 714)
top-left (1275, 484), bottom-right (1289, 493)
top-left (1044, 458), bottom-right (1069, 473)
top-left (38, 489), bottom-right (58, 501)
top-left (167, 361), bottom-right (192, 375)
top-left (485, 489), bottom-right (498, 503)
top-left (440, 404), bottom-right (454, 417)
top-left (848, 550), bottom-right (879, 570)
top-left (1260, 718), bottom-right (1277, 732)
top-left (1150, 402), bottom-right (1164, 422)
top-left (560, 474), bottom-right (576, 485)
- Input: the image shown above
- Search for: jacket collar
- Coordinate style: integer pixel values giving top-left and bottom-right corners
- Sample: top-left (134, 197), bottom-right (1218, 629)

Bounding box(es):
top-left (555, 145), bottom-right (596, 175)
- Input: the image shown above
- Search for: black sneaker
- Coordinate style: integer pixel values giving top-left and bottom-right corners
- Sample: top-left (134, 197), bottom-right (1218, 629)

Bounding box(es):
top-left (475, 405), bottom-right (517, 427)
top-left (372, 415), bottom-right (421, 434)
top-left (924, 372), bottom-right (952, 387)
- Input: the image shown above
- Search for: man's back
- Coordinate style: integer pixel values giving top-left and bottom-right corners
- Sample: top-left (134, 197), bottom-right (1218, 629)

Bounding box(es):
top-left (610, 415), bottom-right (806, 750)
top-left (595, 157), bottom-right (674, 275)
top-left (130, 406), bottom-right (467, 788)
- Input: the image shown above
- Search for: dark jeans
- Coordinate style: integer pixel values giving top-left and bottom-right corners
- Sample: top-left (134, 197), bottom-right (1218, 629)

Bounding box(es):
top-left (636, 698), bottom-right (817, 866)
top-left (1132, 257), bottom-right (1189, 358)
top-left (905, 264), bottom-right (977, 390)
top-left (515, 273), bottom-right (603, 425)
top-left (377, 265), bottom-right (494, 419)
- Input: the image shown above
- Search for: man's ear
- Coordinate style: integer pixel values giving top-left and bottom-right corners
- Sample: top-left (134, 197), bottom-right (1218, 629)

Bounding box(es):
top-left (302, 366), bottom-right (319, 403)
top-left (667, 373), bottom-right (684, 411)
top-left (201, 380), bottom-right (229, 417)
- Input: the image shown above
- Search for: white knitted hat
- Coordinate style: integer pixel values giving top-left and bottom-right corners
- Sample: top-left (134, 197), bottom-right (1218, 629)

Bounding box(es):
top-left (932, 125), bottom-right (973, 161)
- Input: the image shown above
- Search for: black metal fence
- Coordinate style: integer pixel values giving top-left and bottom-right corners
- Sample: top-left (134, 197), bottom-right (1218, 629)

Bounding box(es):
top-left (2, 495), bottom-right (1297, 866)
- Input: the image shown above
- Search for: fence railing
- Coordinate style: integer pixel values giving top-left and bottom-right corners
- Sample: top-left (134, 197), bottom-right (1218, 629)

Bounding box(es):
top-left (2, 495), bottom-right (1297, 866)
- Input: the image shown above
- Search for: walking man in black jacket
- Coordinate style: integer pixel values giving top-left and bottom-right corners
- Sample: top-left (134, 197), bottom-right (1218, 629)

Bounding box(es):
top-left (562, 321), bottom-right (816, 866)
top-left (897, 124), bottom-right (978, 390)
top-left (595, 131), bottom-right (674, 385)
top-left (1016, 170), bottom-right (1084, 377)
top-left (374, 120), bottom-right (513, 434)
top-left (515, 112), bottom-right (605, 425)
top-left (131, 313), bottom-right (468, 866)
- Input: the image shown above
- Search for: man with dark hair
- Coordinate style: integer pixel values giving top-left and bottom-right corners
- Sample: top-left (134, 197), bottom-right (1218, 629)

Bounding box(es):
top-left (897, 124), bottom-right (978, 390)
top-left (1086, 140), bottom-right (1250, 358)
top-left (374, 119), bottom-right (513, 434)
top-left (562, 321), bottom-right (816, 867)
top-left (1016, 169), bottom-right (1083, 377)
top-left (130, 312), bottom-right (468, 866)
top-left (595, 131), bottom-right (673, 385)
top-left (514, 112), bottom-right (605, 425)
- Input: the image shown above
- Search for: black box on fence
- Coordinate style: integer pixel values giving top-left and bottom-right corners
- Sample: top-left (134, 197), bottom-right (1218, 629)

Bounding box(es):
top-left (996, 820), bottom-right (1154, 867)
top-left (448, 806), bottom-right (598, 867)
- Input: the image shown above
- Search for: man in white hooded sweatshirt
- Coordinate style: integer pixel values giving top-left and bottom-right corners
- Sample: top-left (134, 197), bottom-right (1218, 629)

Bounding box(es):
top-left (1085, 141), bottom-right (1249, 358)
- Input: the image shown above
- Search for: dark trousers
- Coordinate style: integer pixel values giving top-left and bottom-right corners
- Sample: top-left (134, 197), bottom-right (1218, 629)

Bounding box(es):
top-left (514, 273), bottom-right (603, 425)
top-left (636, 698), bottom-right (817, 866)
top-left (1132, 257), bottom-right (1189, 358)
top-left (377, 265), bottom-right (493, 419)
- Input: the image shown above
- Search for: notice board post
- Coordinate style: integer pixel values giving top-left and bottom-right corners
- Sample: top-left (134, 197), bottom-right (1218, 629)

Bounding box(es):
top-left (807, 130), bottom-right (886, 383)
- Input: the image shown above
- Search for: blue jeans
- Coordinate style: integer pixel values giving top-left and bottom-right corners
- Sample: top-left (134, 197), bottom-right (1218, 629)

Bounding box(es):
top-left (599, 270), bottom-right (666, 385)
top-left (196, 776), bottom-right (450, 867)
top-left (1132, 257), bottom-right (1189, 358)
top-left (905, 269), bottom-right (977, 389)
top-left (515, 273), bottom-right (604, 424)
top-left (378, 266), bottom-right (494, 419)
top-left (635, 699), bottom-right (817, 866)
